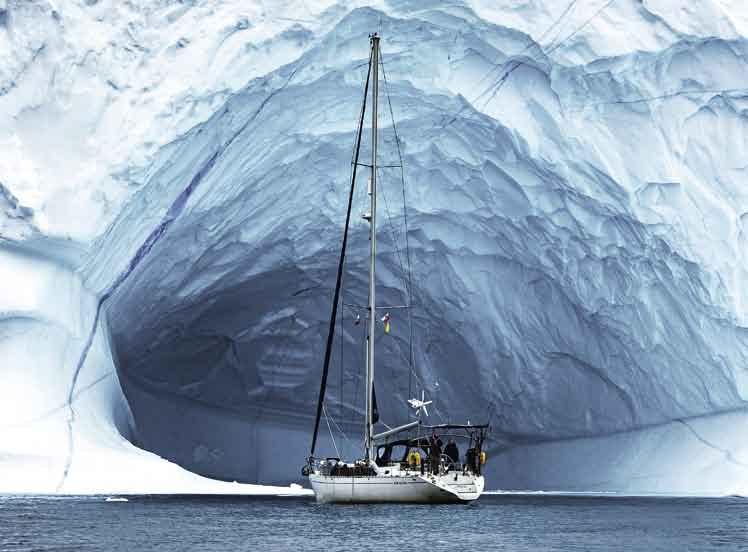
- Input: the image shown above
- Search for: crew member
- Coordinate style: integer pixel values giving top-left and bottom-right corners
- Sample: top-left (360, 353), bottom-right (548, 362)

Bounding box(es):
top-left (429, 433), bottom-right (442, 474)
top-left (444, 439), bottom-right (459, 465)
top-left (466, 447), bottom-right (477, 472)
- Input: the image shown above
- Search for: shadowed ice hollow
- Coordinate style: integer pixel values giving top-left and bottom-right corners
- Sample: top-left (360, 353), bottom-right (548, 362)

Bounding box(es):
top-left (2, 0), bottom-right (748, 495)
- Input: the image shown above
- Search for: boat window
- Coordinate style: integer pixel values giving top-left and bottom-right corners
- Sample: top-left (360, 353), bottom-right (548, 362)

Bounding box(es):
top-left (390, 444), bottom-right (408, 462)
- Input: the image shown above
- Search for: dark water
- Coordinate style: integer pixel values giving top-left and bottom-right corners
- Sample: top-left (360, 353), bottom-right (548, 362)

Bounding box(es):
top-left (2, 494), bottom-right (747, 551)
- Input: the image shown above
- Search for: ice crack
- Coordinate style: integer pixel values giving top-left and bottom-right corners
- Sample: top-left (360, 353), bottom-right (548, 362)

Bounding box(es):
top-left (675, 418), bottom-right (748, 469)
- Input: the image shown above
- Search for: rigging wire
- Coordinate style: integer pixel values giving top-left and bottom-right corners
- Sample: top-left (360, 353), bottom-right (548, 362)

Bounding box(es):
top-left (377, 167), bottom-right (408, 291)
top-left (323, 404), bottom-right (341, 459)
top-left (326, 403), bottom-right (354, 450)
top-left (377, 166), bottom-right (424, 420)
top-left (379, 53), bottom-right (417, 420)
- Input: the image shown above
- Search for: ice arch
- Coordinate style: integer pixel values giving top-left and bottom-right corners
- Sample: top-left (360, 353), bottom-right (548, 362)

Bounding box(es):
top-left (2, 1), bottom-right (748, 495)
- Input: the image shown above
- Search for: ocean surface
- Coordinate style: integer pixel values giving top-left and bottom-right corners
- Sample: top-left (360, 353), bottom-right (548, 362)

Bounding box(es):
top-left (1, 493), bottom-right (747, 551)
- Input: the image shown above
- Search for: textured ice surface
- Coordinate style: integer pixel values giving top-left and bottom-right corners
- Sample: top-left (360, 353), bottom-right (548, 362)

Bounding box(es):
top-left (0, 242), bottom-right (308, 495)
top-left (2, 0), bottom-right (748, 494)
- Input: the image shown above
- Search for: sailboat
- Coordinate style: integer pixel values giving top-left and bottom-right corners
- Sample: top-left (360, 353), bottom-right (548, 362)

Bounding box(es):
top-left (302, 33), bottom-right (489, 504)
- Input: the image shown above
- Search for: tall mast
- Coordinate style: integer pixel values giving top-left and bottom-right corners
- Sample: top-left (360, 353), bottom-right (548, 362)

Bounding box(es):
top-left (365, 33), bottom-right (379, 461)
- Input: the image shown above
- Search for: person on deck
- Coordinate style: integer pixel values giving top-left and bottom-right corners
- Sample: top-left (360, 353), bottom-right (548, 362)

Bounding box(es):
top-left (444, 439), bottom-right (459, 465)
top-left (465, 447), bottom-right (477, 472)
top-left (429, 433), bottom-right (442, 474)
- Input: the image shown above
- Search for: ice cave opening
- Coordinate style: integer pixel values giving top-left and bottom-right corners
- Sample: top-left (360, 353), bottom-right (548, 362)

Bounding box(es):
top-left (3, 1), bottom-right (748, 496)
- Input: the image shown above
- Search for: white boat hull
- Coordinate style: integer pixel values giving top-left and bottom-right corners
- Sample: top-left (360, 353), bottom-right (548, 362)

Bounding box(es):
top-left (309, 471), bottom-right (484, 504)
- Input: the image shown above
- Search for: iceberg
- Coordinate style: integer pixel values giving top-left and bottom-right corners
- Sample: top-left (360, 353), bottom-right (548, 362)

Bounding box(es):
top-left (2, 0), bottom-right (748, 495)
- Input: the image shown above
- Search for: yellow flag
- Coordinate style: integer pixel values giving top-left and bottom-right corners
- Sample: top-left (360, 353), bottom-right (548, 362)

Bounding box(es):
top-left (382, 312), bottom-right (391, 334)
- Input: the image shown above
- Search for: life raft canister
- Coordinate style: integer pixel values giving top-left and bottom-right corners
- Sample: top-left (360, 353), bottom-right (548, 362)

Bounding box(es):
top-left (479, 451), bottom-right (487, 465)
top-left (408, 451), bottom-right (421, 467)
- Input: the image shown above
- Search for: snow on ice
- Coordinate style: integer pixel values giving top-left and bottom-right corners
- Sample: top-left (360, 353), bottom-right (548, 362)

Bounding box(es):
top-left (2, 0), bottom-right (748, 495)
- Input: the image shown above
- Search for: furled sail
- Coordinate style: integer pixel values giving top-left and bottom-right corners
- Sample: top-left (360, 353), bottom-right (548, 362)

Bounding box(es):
top-left (372, 385), bottom-right (379, 424)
